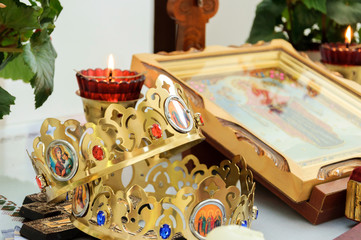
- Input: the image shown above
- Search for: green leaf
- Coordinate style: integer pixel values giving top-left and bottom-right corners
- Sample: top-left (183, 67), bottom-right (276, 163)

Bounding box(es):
top-left (0, 52), bottom-right (17, 70)
top-left (28, 0), bottom-right (39, 6)
top-left (291, 2), bottom-right (321, 46)
top-left (0, 0), bottom-right (41, 31)
top-left (0, 0), bottom-right (41, 47)
top-left (0, 86), bottom-right (15, 119)
top-left (327, 0), bottom-right (361, 25)
top-left (0, 52), bottom-right (34, 82)
top-left (282, 7), bottom-right (291, 30)
top-left (247, 0), bottom-right (287, 43)
top-left (39, 0), bottom-right (63, 33)
top-left (23, 31), bottom-right (56, 108)
top-left (303, 0), bottom-right (327, 14)
top-left (293, 3), bottom-right (320, 29)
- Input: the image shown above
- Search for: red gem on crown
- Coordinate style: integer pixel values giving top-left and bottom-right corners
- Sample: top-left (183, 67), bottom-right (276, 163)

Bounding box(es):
top-left (194, 113), bottom-right (204, 126)
top-left (35, 175), bottom-right (45, 189)
top-left (199, 115), bottom-right (204, 125)
top-left (151, 124), bottom-right (162, 139)
top-left (92, 145), bottom-right (104, 161)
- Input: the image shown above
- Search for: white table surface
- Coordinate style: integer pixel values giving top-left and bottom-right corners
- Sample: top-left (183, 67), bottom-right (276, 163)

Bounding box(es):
top-left (0, 118), bottom-right (357, 240)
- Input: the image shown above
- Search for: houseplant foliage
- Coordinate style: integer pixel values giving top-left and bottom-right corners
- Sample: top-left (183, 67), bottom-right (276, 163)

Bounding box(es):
top-left (247, 0), bottom-right (361, 51)
top-left (0, 0), bottom-right (62, 119)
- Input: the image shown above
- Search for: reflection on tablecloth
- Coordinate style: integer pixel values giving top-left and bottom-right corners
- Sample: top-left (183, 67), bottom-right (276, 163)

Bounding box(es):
top-left (2, 226), bottom-right (27, 240)
top-left (0, 195), bottom-right (25, 240)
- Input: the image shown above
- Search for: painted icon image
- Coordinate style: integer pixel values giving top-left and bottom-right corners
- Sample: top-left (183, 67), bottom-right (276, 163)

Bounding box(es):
top-left (186, 67), bottom-right (361, 167)
top-left (46, 141), bottom-right (77, 181)
top-left (191, 200), bottom-right (225, 238)
top-left (72, 184), bottom-right (89, 217)
top-left (166, 96), bottom-right (192, 132)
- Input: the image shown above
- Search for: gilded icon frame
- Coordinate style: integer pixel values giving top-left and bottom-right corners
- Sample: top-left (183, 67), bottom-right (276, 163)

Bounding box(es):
top-left (189, 199), bottom-right (226, 239)
top-left (72, 184), bottom-right (90, 217)
top-left (164, 95), bottom-right (194, 133)
top-left (131, 39), bottom-right (361, 202)
top-left (46, 139), bottom-right (78, 182)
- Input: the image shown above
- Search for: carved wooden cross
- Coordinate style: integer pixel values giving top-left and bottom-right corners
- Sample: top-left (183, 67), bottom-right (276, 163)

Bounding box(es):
top-left (167, 0), bottom-right (219, 51)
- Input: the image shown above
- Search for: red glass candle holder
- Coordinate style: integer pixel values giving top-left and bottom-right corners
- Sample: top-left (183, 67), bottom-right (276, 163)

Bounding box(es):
top-left (76, 68), bottom-right (145, 102)
top-left (320, 43), bottom-right (361, 66)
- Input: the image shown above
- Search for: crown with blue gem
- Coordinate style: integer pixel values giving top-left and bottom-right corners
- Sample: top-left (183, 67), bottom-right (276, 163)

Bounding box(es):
top-left (70, 154), bottom-right (257, 240)
top-left (30, 77), bottom-right (204, 202)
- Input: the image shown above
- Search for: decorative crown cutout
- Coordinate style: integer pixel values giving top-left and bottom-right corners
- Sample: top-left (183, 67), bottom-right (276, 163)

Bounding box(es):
top-left (71, 154), bottom-right (257, 240)
top-left (98, 76), bottom-right (203, 156)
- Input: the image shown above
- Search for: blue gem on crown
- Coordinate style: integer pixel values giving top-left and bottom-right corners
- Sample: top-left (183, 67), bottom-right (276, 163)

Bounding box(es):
top-left (241, 220), bottom-right (248, 227)
top-left (159, 224), bottom-right (171, 239)
top-left (97, 211), bottom-right (106, 226)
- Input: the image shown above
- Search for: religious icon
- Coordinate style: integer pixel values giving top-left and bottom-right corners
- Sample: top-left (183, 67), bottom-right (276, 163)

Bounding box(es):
top-left (72, 184), bottom-right (89, 217)
top-left (190, 199), bottom-right (225, 239)
top-left (187, 67), bottom-right (353, 165)
top-left (46, 140), bottom-right (78, 181)
top-left (165, 96), bottom-right (193, 133)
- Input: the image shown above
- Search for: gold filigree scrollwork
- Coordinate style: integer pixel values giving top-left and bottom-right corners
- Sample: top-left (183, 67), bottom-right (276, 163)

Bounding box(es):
top-left (99, 78), bottom-right (196, 154)
top-left (71, 154), bottom-right (256, 239)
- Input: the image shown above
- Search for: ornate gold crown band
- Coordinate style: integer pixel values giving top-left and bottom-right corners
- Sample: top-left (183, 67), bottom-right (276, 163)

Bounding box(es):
top-left (70, 154), bottom-right (257, 240)
top-left (30, 78), bottom-right (204, 202)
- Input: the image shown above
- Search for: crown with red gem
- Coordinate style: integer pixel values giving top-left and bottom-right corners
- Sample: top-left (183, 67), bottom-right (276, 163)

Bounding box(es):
top-left (70, 154), bottom-right (257, 240)
top-left (30, 77), bottom-right (204, 202)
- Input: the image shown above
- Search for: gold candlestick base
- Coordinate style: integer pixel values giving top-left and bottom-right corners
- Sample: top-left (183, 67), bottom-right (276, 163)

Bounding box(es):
top-left (76, 91), bottom-right (142, 124)
top-left (324, 63), bottom-right (361, 84)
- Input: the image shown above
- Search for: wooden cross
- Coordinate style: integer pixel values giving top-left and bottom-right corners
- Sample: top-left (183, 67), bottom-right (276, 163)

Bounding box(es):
top-left (167, 0), bottom-right (219, 51)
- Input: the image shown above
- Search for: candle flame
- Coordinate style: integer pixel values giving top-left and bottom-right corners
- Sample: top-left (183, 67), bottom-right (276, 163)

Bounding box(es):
top-left (345, 25), bottom-right (352, 45)
top-left (108, 54), bottom-right (114, 71)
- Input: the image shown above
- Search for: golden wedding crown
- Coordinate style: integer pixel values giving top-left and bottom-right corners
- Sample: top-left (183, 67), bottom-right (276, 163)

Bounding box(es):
top-left (29, 75), bottom-right (257, 239)
top-left (30, 77), bottom-right (204, 201)
top-left (70, 154), bottom-right (257, 240)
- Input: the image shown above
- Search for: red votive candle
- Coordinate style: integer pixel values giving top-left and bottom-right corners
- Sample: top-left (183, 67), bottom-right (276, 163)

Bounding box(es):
top-left (320, 42), bottom-right (361, 66)
top-left (76, 68), bottom-right (145, 102)
top-left (320, 26), bottom-right (361, 66)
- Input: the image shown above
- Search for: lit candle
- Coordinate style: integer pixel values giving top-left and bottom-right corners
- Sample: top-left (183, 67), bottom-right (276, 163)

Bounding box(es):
top-left (108, 54), bottom-right (114, 82)
top-left (345, 25), bottom-right (352, 48)
top-left (320, 25), bottom-right (361, 66)
top-left (76, 55), bottom-right (145, 102)
top-left (320, 25), bottom-right (361, 83)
